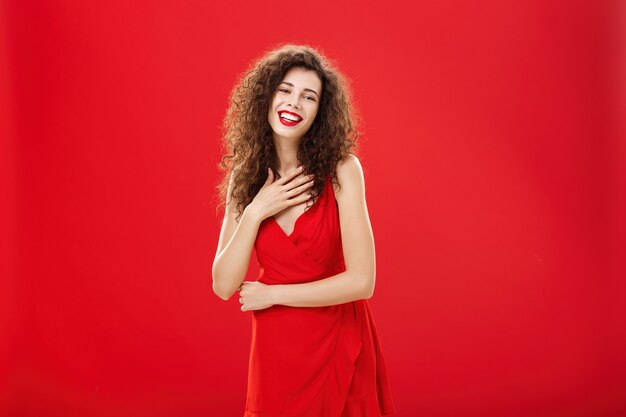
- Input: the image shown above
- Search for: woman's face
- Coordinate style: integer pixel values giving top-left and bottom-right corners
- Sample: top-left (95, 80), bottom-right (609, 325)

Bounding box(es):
top-left (268, 67), bottom-right (322, 141)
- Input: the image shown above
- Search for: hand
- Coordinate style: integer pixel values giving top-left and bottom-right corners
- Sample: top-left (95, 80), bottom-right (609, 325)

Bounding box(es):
top-left (247, 166), bottom-right (315, 221)
top-left (237, 281), bottom-right (276, 311)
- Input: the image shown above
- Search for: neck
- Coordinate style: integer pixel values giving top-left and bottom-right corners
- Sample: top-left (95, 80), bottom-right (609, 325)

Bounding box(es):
top-left (273, 135), bottom-right (302, 176)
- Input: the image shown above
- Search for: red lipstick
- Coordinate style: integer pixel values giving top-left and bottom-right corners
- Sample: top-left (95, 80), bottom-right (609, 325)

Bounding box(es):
top-left (278, 110), bottom-right (303, 127)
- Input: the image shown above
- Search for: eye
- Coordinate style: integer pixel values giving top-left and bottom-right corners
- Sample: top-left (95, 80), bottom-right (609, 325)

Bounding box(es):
top-left (278, 88), bottom-right (316, 102)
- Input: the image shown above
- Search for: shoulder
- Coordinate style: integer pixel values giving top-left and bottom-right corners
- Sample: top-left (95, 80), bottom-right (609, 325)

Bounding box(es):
top-left (333, 154), bottom-right (365, 201)
top-left (337, 153), bottom-right (362, 175)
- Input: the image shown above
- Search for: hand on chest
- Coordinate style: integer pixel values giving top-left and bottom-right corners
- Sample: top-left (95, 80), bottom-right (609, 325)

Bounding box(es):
top-left (272, 197), bottom-right (319, 237)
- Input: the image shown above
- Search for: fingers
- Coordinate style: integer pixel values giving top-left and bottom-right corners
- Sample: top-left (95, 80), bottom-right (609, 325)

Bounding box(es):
top-left (284, 192), bottom-right (314, 209)
top-left (299, 190), bottom-right (314, 203)
top-left (296, 174), bottom-right (315, 186)
top-left (284, 174), bottom-right (314, 193)
top-left (286, 178), bottom-right (315, 199)
top-left (283, 189), bottom-right (315, 209)
top-left (275, 165), bottom-right (305, 185)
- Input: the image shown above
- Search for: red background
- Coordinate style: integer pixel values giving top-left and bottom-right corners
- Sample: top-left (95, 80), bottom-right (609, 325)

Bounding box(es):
top-left (2, 1), bottom-right (625, 416)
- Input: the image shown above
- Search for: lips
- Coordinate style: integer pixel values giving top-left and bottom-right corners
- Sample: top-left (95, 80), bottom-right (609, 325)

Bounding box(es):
top-left (277, 110), bottom-right (303, 127)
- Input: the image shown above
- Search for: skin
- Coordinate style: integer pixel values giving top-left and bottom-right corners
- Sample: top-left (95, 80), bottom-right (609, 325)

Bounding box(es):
top-left (212, 67), bottom-right (376, 311)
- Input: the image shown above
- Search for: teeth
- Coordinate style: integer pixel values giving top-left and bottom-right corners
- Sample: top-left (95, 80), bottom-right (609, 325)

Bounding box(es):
top-left (280, 112), bottom-right (301, 122)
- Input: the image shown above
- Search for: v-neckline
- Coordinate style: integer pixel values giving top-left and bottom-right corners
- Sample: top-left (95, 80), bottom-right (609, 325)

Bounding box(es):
top-left (271, 177), bottom-right (326, 239)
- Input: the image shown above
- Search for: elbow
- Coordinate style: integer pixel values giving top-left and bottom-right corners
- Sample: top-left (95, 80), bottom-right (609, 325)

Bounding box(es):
top-left (211, 266), bottom-right (235, 301)
top-left (212, 280), bottom-right (235, 301)
top-left (212, 279), bottom-right (227, 300)
top-left (358, 273), bottom-right (375, 300)
top-left (363, 286), bottom-right (374, 299)
top-left (211, 266), bottom-right (225, 300)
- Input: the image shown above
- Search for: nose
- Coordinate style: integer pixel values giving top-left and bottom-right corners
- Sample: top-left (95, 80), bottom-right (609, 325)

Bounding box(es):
top-left (287, 95), bottom-right (302, 109)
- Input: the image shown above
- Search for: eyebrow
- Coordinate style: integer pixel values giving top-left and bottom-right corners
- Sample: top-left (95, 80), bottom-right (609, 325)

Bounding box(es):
top-left (279, 81), bottom-right (319, 98)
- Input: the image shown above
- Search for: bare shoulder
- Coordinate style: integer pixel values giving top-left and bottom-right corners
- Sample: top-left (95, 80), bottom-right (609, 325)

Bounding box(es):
top-left (333, 154), bottom-right (365, 201)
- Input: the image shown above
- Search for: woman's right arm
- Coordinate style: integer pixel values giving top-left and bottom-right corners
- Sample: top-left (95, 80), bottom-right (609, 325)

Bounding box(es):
top-left (211, 173), bottom-right (262, 301)
top-left (212, 167), bottom-right (314, 300)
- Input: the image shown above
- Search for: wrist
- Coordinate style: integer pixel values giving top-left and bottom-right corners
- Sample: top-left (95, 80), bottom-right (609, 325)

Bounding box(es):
top-left (243, 205), bottom-right (263, 225)
top-left (270, 284), bottom-right (284, 305)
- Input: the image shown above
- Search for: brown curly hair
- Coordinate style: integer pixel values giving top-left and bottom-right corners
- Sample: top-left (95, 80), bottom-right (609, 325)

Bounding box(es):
top-left (214, 43), bottom-right (363, 222)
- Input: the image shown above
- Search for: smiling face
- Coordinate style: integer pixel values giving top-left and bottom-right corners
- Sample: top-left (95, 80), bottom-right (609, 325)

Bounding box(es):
top-left (268, 67), bottom-right (322, 142)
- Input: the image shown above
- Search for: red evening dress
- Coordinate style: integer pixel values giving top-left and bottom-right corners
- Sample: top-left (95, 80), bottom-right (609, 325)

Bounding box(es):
top-left (244, 174), bottom-right (397, 417)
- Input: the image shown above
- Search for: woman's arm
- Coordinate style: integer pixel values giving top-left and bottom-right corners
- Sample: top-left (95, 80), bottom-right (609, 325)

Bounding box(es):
top-left (269, 155), bottom-right (376, 307)
top-left (212, 172), bottom-right (262, 301)
top-left (270, 270), bottom-right (372, 307)
top-left (217, 167), bottom-right (317, 302)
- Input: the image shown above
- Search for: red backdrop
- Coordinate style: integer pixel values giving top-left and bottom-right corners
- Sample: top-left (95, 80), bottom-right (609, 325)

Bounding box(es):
top-left (2, 1), bottom-right (625, 416)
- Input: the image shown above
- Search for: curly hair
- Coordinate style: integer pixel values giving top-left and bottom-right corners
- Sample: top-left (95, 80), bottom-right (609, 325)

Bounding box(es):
top-left (215, 43), bottom-right (363, 222)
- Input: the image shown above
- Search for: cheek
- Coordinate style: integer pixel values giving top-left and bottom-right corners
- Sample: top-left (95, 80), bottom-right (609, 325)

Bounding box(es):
top-left (268, 97), bottom-right (278, 116)
top-left (268, 107), bottom-right (276, 122)
top-left (308, 108), bottom-right (319, 124)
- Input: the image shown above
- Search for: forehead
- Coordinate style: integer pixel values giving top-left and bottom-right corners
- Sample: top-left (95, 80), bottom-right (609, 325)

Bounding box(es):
top-left (281, 67), bottom-right (322, 92)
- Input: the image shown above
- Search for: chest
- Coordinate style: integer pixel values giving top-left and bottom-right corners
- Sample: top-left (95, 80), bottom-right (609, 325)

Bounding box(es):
top-left (272, 196), bottom-right (319, 237)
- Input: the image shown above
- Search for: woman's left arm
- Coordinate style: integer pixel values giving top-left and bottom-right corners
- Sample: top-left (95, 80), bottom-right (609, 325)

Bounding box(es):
top-left (270, 154), bottom-right (376, 308)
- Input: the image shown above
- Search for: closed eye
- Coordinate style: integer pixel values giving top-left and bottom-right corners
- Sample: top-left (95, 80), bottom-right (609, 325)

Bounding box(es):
top-left (278, 88), bottom-right (316, 102)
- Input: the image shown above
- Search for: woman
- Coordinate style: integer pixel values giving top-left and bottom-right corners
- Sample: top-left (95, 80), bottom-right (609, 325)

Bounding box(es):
top-left (212, 43), bottom-right (397, 416)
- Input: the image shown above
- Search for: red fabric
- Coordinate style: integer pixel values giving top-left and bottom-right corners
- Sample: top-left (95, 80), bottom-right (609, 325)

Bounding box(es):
top-left (245, 175), bottom-right (397, 416)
